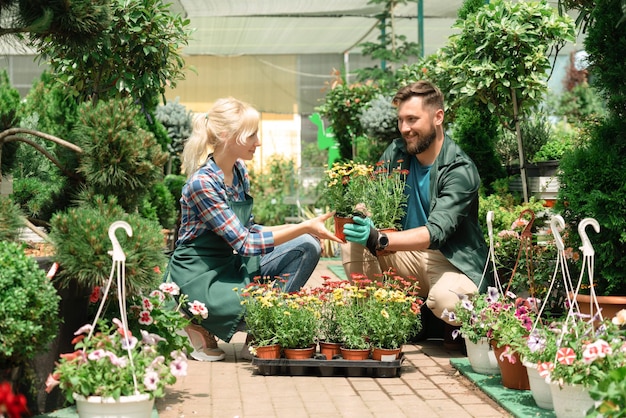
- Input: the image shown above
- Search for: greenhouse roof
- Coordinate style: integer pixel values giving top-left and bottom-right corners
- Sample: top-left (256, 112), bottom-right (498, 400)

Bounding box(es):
top-left (173, 0), bottom-right (467, 56)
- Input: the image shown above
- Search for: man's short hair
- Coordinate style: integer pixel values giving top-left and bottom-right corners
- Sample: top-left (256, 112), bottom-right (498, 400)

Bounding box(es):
top-left (392, 80), bottom-right (444, 111)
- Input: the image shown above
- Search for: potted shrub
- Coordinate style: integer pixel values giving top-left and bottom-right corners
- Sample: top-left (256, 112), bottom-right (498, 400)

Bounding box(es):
top-left (0, 241), bottom-right (60, 407)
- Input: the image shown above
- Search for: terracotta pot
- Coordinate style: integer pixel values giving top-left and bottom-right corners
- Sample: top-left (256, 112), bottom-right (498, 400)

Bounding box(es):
top-left (333, 216), bottom-right (354, 242)
top-left (490, 340), bottom-right (530, 390)
top-left (371, 347), bottom-right (401, 361)
top-left (573, 292), bottom-right (626, 320)
top-left (319, 341), bottom-right (342, 360)
top-left (283, 346), bottom-right (316, 360)
top-left (340, 347), bottom-right (370, 360)
top-left (254, 344), bottom-right (282, 359)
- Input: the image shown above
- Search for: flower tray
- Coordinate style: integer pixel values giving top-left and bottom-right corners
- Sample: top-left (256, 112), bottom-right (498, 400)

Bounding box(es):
top-left (251, 353), bottom-right (405, 378)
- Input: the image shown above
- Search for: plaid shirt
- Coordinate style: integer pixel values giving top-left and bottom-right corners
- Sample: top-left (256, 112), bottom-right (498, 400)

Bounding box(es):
top-left (176, 157), bottom-right (274, 255)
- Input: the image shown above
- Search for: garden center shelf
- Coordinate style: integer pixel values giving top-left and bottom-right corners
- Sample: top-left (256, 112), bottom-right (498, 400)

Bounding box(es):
top-left (251, 354), bottom-right (405, 378)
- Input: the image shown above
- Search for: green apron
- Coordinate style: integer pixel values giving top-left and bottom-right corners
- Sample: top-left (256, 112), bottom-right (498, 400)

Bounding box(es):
top-left (166, 195), bottom-right (260, 342)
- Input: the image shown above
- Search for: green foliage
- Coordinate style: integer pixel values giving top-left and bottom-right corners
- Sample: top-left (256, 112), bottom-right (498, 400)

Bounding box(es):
top-left (589, 366), bottom-right (626, 417)
top-left (72, 97), bottom-right (168, 213)
top-left (444, 0), bottom-right (575, 130)
top-left (49, 195), bottom-right (167, 295)
top-left (355, 0), bottom-right (421, 84)
top-left (556, 115), bottom-right (626, 296)
top-left (140, 181), bottom-right (177, 230)
top-left (549, 82), bottom-right (607, 129)
top-left (531, 124), bottom-right (577, 162)
top-left (0, 196), bottom-right (24, 242)
top-left (10, 71), bottom-right (80, 220)
top-left (248, 156), bottom-right (297, 225)
top-left (358, 93), bottom-right (398, 148)
top-left (35, 0), bottom-right (191, 113)
top-left (584, 0), bottom-right (626, 115)
top-left (452, 104), bottom-right (505, 193)
top-left (0, 68), bottom-right (21, 175)
top-left (0, 241), bottom-right (60, 364)
top-left (16, 0), bottom-right (110, 45)
top-left (155, 97), bottom-right (192, 174)
top-left (316, 74), bottom-right (378, 161)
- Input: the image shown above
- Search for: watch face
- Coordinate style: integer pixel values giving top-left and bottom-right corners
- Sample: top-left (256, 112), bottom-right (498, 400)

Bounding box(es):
top-left (378, 234), bottom-right (389, 249)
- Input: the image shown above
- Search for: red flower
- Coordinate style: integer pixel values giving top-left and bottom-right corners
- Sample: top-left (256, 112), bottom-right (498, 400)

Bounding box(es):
top-left (0, 381), bottom-right (29, 418)
top-left (89, 286), bottom-right (101, 303)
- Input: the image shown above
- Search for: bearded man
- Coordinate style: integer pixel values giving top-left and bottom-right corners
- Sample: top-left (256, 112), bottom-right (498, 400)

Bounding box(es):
top-left (341, 80), bottom-right (489, 344)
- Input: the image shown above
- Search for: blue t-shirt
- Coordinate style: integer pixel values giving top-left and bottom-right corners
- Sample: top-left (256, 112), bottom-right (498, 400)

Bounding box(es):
top-left (403, 157), bottom-right (432, 230)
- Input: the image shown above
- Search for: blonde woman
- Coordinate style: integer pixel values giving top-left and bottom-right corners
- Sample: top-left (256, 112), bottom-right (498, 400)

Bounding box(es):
top-left (166, 97), bottom-right (341, 361)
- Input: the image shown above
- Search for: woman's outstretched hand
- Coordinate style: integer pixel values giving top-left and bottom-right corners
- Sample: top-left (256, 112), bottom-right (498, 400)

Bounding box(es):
top-left (306, 212), bottom-right (343, 243)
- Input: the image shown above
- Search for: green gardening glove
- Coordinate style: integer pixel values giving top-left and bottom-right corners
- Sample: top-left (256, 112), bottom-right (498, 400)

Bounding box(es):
top-left (343, 216), bottom-right (380, 255)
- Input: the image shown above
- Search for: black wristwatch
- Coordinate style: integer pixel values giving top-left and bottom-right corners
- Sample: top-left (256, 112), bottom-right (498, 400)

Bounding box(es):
top-left (376, 232), bottom-right (389, 251)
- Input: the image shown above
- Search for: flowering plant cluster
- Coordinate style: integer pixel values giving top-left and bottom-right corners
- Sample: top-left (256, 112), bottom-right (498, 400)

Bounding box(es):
top-left (320, 160), bottom-right (372, 217)
top-left (354, 160), bottom-right (409, 230)
top-left (274, 290), bottom-right (322, 349)
top-left (237, 272), bottom-right (423, 356)
top-left (237, 279), bottom-right (285, 348)
top-left (533, 310), bottom-right (626, 389)
top-left (444, 286), bottom-right (537, 350)
top-left (46, 282), bottom-right (207, 402)
top-left (360, 272), bottom-right (422, 349)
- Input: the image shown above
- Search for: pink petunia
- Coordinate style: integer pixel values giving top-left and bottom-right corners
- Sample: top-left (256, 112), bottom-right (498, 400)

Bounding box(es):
top-left (170, 356), bottom-right (188, 377)
top-left (143, 370), bottom-right (160, 391)
top-left (556, 347), bottom-right (576, 365)
top-left (499, 345), bottom-right (517, 364)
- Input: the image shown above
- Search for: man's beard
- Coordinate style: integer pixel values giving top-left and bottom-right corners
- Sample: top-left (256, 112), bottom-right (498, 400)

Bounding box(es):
top-left (405, 125), bottom-right (436, 155)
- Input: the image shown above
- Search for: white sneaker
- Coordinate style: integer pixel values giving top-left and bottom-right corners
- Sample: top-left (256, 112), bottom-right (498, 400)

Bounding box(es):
top-left (191, 347), bottom-right (226, 362)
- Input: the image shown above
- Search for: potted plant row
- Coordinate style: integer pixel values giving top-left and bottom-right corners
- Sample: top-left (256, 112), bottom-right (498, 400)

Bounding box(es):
top-left (236, 270), bottom-right (422, 367)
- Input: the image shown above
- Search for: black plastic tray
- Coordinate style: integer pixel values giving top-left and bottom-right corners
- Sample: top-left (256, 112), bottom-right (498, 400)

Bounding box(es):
top-left (251, 353), bottom-right (405, 377)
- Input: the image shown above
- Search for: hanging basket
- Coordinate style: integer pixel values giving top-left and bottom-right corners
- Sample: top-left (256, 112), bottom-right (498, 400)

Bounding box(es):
top-left (74, 393), bottom-right (154, 418)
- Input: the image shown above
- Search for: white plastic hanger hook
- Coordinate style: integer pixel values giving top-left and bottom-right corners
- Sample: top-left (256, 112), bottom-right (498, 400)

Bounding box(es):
top-left (487, 210), bottom-right (494, 243)
top-left (108, 220), bottom-right (133, 262)
top-left (550, 215), bottom-right (566, 251)
top-left (578, 217), bottom-right (600, 257)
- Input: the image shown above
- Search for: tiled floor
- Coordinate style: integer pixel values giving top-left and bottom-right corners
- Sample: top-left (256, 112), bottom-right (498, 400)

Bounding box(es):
top-left (155, 259), bottom-right (511, 418)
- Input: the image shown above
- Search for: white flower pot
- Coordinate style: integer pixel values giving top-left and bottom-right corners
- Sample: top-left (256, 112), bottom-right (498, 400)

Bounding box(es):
top-left (549, 382), bottom-right (594, 418)
top-left (73, 393), bottom-right (154, 418)
top-left (464, 336), bottom-right (500, 375)
top-left (523, 360), bottom-right (553, 410)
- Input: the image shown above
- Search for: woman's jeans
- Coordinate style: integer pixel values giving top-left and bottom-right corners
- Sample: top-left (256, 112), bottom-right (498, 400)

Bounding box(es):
top-left (259, 234), bottom-right (321, 293)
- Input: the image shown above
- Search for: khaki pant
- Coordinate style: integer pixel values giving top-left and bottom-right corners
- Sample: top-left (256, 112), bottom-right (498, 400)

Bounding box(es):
top-left (341, 242), bottom-right (477, 324)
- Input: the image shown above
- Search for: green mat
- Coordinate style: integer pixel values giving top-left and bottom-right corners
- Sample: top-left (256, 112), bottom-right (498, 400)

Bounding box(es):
top-left (327, 264), bottom-right (348, 281)
top-left (450, 358), bottom-right (555, 418)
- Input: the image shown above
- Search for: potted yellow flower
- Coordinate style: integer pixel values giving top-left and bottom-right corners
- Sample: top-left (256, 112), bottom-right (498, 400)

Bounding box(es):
top-left (361, 272), bottom-right (422, 360)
